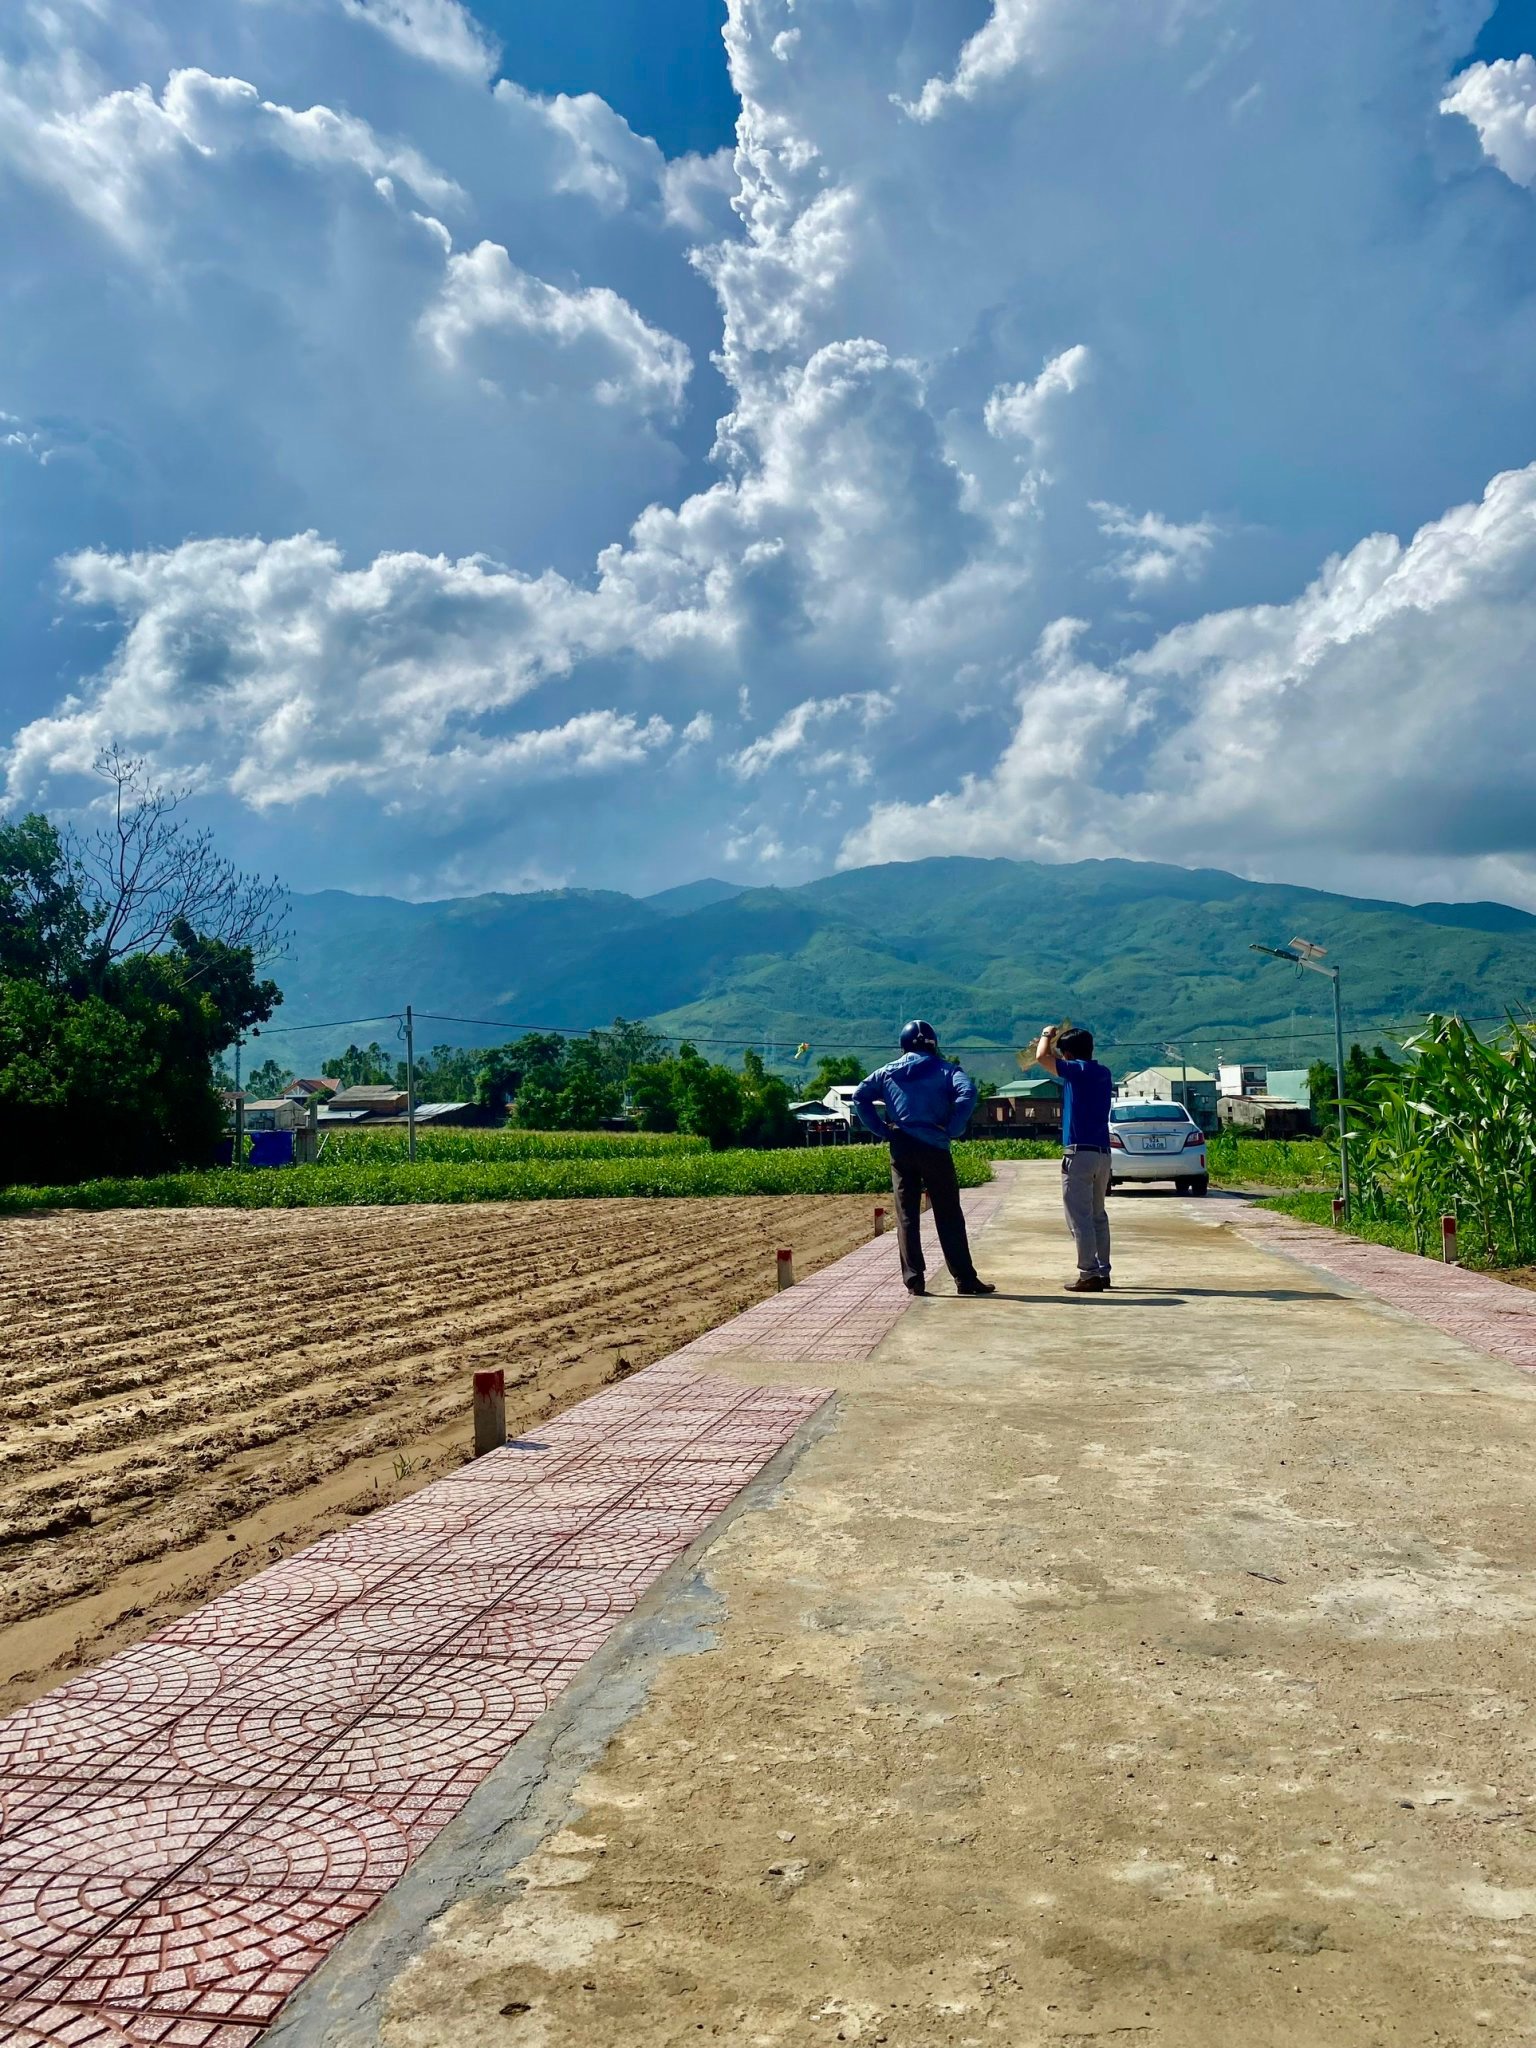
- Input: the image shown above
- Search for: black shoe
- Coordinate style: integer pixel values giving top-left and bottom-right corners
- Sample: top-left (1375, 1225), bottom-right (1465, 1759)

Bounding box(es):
top-left (1063, 1274), bottom-right (1107, 1293)
top-left (956, 1278), bottom-right (996, 1296)
top-left (905, 1279), bottom-right (926, 1296)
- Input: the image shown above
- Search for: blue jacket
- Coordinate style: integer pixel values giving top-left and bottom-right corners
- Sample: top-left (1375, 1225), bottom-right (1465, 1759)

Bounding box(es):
top-left (852, 1052), bottom-right (977, 1151)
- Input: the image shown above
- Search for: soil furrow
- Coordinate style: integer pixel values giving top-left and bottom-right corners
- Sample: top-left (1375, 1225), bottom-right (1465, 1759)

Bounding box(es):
top-left (0, 1194), bottom-right (875, 1712)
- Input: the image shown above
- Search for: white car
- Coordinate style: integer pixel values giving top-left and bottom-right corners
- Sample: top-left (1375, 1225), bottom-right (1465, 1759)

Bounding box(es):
top-left (1108, 1101), bottom-right (1209, 1194)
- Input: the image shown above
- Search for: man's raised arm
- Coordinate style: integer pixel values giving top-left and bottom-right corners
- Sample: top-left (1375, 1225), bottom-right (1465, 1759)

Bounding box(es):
top-left (1031, 1025), bottom-right (1062, 1076)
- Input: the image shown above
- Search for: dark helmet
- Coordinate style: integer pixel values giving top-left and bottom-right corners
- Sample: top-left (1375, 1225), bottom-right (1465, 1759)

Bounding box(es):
top-left (900, 1019), bottom-right (940, 1054)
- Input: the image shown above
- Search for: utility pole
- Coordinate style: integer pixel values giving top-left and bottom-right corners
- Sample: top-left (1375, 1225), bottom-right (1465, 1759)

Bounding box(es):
top-left (1329, 961), bottom-right (1351, 1220)
top-left (405, 1003), bottom-right (418, 1163)
top-left (233, 1031), bottom-right (245, 1171)
top-left (1163, 1042), bottom-right (1189, 1115)
top-left (1250, 939), bottom-right (1350, 1219)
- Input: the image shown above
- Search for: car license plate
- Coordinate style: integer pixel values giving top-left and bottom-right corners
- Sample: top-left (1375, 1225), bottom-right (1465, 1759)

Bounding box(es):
top-left (1145, 1136), bottom-right (1167, 1151)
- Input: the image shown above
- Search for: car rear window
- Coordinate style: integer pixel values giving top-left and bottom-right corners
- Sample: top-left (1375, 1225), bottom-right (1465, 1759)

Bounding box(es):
top-left (1111, 1103), bottom-right (1194, 1122)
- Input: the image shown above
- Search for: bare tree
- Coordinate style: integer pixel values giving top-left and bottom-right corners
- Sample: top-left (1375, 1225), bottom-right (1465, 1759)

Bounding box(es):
top-left (74, 748), bottom-right (289, 963)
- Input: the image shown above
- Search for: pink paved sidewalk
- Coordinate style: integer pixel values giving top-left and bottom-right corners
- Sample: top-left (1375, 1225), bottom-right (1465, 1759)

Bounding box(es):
top-left (1234, 1206), bottom-right (1536, 1374)
top-left (0, 1189), bottom-right (996, 2045)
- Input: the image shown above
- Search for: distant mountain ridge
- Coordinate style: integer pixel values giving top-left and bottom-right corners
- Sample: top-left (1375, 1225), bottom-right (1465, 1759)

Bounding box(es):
top-left (257, 857), bottom-right (1536, 1083)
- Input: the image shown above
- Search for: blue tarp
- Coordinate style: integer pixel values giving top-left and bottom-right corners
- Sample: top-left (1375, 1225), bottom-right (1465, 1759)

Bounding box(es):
top-left (249, 1130), bottom-right (295, 1169)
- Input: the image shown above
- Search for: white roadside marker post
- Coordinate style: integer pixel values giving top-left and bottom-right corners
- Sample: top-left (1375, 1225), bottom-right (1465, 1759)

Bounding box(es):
top-left (1332, 1196), bottom-right (1345, 1225)
top-left (776, 1247), bottom-right (795, 1290)
top-left (1441, 1213), bottom-right (1459, 1266)
top-left (873, 1206), bottom-right (887, 1236)
top-left (473, 1369), bottom-right (506, 1456)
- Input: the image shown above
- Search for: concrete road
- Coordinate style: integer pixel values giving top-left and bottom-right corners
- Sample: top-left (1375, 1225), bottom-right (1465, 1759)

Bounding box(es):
top-left (282, 1164), bottom-right (1536, 2048)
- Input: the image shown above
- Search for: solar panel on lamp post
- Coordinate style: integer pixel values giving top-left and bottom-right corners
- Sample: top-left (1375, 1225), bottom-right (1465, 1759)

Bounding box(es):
top-left (1249, 939), bottom-right (1350, 1219)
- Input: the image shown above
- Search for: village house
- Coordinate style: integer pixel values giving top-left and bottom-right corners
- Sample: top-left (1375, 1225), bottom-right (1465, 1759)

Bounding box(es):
top-left (971, 1076), bottom-right (1063, 1139)
top-left (1117, 1064), bottom-right (1219, 1130)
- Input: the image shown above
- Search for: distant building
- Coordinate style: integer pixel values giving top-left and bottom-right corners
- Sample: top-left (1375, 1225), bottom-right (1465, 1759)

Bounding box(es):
top-left (240, 1097), bottom-right (305, 1133)
top-left (1217, 1062), bottom-right (1267, 1099)
top-left (1118, 1065), bottom-right (1218, 1130)
top-left (821, 1086), bottom-right (861, 1124)
top-left (1263, 1069), bottom-right (1311, 1107)
top-left (282, 1077), bottom-right (339, 1102)
top-left (1218, 1094), bottom-right (1315, 1139)
top-left (326, 1085), bottom-right (409, 1116)
top-left (972, 1076), bottom-right (1063, 1138)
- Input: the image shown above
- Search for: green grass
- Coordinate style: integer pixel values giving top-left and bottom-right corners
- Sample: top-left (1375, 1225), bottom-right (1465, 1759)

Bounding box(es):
top-left (1206, 1134), bottom-right (1334, 1189)
top-left (0, 1145), bottom-right (994, 1211)
top-left (962, 1137), bottom-right (1060, 1161)
top-left (316, 1127), bottom-right (710, 1163)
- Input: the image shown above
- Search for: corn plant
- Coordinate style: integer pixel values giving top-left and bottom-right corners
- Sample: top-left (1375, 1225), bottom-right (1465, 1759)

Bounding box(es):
top-left (1313, 1013), bottom-right (1536, 1267)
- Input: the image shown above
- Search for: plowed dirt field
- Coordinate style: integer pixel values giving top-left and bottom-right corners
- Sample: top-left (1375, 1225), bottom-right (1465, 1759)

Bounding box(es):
top-left (0, 1195), bottom-right (874, 1711)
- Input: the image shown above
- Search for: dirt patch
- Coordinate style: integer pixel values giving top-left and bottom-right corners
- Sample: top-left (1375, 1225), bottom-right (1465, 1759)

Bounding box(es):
top-left (0, 1194), bottom-right (875, 1712)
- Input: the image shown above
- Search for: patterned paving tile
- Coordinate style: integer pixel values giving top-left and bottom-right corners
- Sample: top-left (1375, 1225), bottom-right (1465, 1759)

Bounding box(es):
top-left (0, 1189), bottom-right (1005, 2028)
top-left (1235, 1208), bottom-right (1536, 1375)
top-left (0, 1788), bottom-right (265, 1885)
top-left (0, 1876), bottom-right (174, 2001)
top-left (42, 1887), bottom-right (380, 2025)
top-left (0, 1999), bottom-right (266, 2045)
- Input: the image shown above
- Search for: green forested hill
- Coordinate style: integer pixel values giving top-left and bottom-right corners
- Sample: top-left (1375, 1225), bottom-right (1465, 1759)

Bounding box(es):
top-left (259, 856), bottom-right (1536, 1084)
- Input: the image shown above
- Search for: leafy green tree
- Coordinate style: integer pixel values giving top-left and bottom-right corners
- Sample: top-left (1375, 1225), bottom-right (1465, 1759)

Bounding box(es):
top-left (813, 1054), bottom-right (866, 1093)
top-left (671, 1043), bottom-right (746, 1150)
top-left (322, 1042), bottom-right (396, 1089)
top-left (0, 816), bottom-right (96, 988)
top-left (409, 1045), bottom-right (484, 1101)
top-left (1309, 1043), bottom-right (1397, 1121)
top-left (0, 919), bottom-right (280, 1183)
top-left (0, 802), bottom-right (284, 1184)
top-left (738, 1048), bottom-right (796, 1148)
top-left (479, 1032), bottom-right (566, 1118)
top-left (244, 1058), bottom-right (294, 1099)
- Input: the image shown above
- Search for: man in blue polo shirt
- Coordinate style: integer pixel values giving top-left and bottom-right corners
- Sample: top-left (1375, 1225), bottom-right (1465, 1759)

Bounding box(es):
top-left (1031, 1023), bottom-right (1113, 1292)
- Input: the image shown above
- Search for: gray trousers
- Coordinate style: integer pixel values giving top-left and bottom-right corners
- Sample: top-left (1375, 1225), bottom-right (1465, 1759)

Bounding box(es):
top-left (1062, 1148), bottom-right (1112, 1276)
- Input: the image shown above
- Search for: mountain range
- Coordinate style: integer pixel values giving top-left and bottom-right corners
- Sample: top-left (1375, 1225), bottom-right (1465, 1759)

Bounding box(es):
top-left (256, 857), bottom-right (1536, 1084)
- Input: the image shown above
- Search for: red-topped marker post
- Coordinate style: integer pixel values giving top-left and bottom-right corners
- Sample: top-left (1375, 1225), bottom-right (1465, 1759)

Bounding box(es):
top-left (776, 1248), bottom-right (796, 1290)
top-left (473, 1369), bottom-right (506, 1456)
top-left (1442, 1213), bottom-right (1459, 1266)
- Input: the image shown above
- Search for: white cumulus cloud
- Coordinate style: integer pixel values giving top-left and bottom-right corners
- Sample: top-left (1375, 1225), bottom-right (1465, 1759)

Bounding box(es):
top-left (902, 0), bottom-right (1054, 122)
top-left (422, 239), bottom-right (693, 415)
top-left (984, 344), bottom-right (1090, 444)
top-left (844, 464), bottom-right (1536, 901)
top-left (1442, 54), bottom-right (1536, 186)
top-left (729, 692), bottom-right (892, 778)
top-left (1092, 502), bottom-right (1219, 591)
top-left (338, 0), bottom-right (500, 81)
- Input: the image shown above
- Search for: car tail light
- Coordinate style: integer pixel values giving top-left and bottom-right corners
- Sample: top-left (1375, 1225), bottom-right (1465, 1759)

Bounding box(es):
top-left (1184, 1129), bottom-right (1205, 1148)
top-left (1110, 1133), bottom-right (1125, 1150)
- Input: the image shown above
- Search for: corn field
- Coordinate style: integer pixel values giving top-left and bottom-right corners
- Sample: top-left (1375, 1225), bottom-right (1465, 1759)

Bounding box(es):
top-left (315, 1127), bottom-right (710, 1164)
top-left (0, 1145), bottom-right (994, 1212)
top-left (1340, 1015), bottom-right (1536, 1265)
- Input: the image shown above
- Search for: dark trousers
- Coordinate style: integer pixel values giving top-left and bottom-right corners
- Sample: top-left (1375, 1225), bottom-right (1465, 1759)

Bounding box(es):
top-left (889, 1132), bottom-right (978, 1289)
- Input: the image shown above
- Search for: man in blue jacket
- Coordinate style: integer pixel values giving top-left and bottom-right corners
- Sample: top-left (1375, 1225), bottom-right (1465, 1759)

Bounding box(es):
top-left (852, 1021), bottom-right (995, 1297)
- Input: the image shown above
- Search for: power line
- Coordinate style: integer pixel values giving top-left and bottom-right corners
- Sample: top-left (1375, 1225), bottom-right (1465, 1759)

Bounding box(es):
top-left (260, 1011), bottom-right (403, 1035)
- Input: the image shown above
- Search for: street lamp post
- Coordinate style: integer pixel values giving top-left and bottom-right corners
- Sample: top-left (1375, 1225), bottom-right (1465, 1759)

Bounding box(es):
top-left (1250, 938), bottom-right (1350, 1219)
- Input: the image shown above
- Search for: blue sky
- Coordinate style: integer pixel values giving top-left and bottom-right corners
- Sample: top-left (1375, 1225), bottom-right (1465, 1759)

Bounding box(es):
top-left (474, 0), bottom-right (738, 157)
top-left (4, 0), bottom-right (1536, 910)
